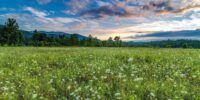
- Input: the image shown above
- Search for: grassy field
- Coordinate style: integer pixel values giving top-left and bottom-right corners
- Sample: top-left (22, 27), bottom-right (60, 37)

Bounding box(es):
top-left (0, 47), bottom-right (200, 100)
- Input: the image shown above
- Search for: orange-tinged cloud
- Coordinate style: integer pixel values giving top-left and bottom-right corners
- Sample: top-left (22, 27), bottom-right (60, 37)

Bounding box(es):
top-left (174, 5), bottom-right (200, 14)
top-left (156, 5), bottom-right (200, 15)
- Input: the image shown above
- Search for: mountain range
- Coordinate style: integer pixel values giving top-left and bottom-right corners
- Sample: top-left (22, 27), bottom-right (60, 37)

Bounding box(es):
top-left (1, 24), bottom-right (200, 41)
top-left (21, 30), bottom-right (88, 40)
top-left (0, 25), bottom-right (88, 40)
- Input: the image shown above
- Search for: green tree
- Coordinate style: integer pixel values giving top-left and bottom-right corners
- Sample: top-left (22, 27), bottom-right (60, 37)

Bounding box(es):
top-left (114, 36), bottom-right (120, 41)
top-left (69, 34), bottom-right (79, 46)
top-left (182, 43), bottom-right (189, 48)
top-left (80, 39), bottom-right (87, 46)
top-left (32, 29), bottom-right (48, 46)
top-left (0, 26), bottom-right (3, 44)
top-left (86, 34), bottom-right (96, 46)
top-left (108, 37), bottom-right (113, 42)
top-left (1, 18), bottom-right (24, 45)
top-left (107, 37), bottom-right (113, 47)
top-left (53, 35), bottom-right (69, 46)
top-left (32, 30), bottom-right (47, 42)
top-left (114, 36), bottom-right (122, 47)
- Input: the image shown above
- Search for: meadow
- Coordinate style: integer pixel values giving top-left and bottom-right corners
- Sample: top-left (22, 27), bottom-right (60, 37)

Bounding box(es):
top-left (0, 47), bottom-right (200, 100)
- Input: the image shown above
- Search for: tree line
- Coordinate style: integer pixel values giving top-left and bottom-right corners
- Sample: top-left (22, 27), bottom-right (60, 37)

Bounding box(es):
top-left (1, 18), bottom-right (200, 48)
top-left (0, 18), bottom-right (126, 47)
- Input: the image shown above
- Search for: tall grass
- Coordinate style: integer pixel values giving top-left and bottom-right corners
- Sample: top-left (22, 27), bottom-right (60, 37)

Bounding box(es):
top-left (0, 47), bottom-right (200, 99)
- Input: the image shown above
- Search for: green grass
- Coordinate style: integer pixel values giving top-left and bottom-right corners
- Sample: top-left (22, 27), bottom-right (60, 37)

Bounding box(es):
top-left (0, 47), bottom-right (200, 100)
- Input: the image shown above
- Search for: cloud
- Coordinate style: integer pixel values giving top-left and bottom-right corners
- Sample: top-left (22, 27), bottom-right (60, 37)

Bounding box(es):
top-left (80, 5), bottom-right (133, 19)
top-left (74, 22), bottom-right (87, 29)
top-left (65, 0), bottom-right (90, 14)
top-left (86, 7), bottom-right (200, 40)
top-left (116, 7), bottom-right (200, 31)
top-left (69, 0), bottom-right (200, 20)
top-left (0, 8), bottom-right (15, 11)
top-left (118, 11), bottom-right (200, 40)
top-left (54, 17), bottom-right (80, 24)
top-left (24, 7), bottom-right (47, 17)
top-left (127, 30), bottom-right (200, 39)
top-left (1, 13), bottom-right (85, 34)
top-left (79, 1), bottom-right (141, 19)
top-left (37, 0), bottom-right (52, 5)
top-left (173, 6), bottom-right (200, 14)
top-left (143, 1), bottom-right (174, 12)
top-left (2, 0), bottom-right (200, 41)
top-left (24, 7), bottom-right (79, 22)
top-left (0, 7), bottom-right (84, 34)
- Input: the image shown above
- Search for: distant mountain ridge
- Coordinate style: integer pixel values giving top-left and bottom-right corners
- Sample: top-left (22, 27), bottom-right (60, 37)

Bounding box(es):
top-left (0, 25), bottom-right (4, 29)
top-left (23, 31), bottom-right (88, 40)
top-left (1, 24), bottom-right (200, 41)
top-left (0, 24), bottom-right (88, 40)
top-left (22, 30), bottom-right (88, 40)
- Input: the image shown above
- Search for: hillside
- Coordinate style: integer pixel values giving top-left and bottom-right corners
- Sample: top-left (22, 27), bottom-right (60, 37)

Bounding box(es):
top-left (0, 25), bottom-right (88, 40)
top-left (0, 25), bottom-right (4, 29)
top-left (22, 31), bottom-right (88, 40)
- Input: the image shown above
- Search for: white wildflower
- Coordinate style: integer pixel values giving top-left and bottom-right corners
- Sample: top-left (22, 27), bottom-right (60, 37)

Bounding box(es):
top-left (181, 91), bottom-right (188, 94)
top-left (32, 94), bottom-right (37, 98)
top-left (70, 92), bottom-right (75, 96)
top-left (76, 96), bottom-right (80, 100)
top-left (97, 95), bottom-right (101, 99)
top-left (2, 86), bottom-right (8, 91)
top-left (150, 92), bottom-right (155, 97)
top-left (101, 76), bottom-right (107, 79)
top-left (93, 76), bottom-right (98, 80)
top-left (134, 78), bottom-right (143, 81)
top-left (120, 67), bottom-right (124, 71)
top-left (131, 73), bottom-right (134, 77)
top-left (123, 79), bottom-right (127, 82)
top-left (180, 73), bottom-right (186, 78)
top-left (192, 75), bottom-right (197, 78)
top-left (85, 86), bottom-right (89, 89)
top-left (128, 58), bottom-right (133, 62)
top-left (161, 83), bottom-right (165, 87)
top-left (48, 79), bottom-right (53, 84)
top-left (114, 93), bottom-right (120, 96)
top-left (67, 85), bottom-right (71, 90)
top-left (105, 69), bottom-right (111, 73)
top-left (0, 70), bottom-right (3, 75)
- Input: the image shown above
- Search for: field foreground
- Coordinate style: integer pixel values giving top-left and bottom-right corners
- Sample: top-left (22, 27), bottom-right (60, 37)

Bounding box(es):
top-left (0, 47), bottom-right (200, 99)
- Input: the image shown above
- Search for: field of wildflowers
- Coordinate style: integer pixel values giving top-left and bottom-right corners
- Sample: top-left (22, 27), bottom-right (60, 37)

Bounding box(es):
top-left (0, 47), bottom-right (200, 99)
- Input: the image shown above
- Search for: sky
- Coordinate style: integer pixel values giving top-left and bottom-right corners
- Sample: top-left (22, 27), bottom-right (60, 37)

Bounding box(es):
top-left (0, 0), bottom-right (200, 41)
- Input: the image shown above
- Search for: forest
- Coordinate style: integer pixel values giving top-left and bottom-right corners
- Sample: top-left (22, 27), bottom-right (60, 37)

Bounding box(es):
top-left (0, 18), bottom-right (200, 48)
